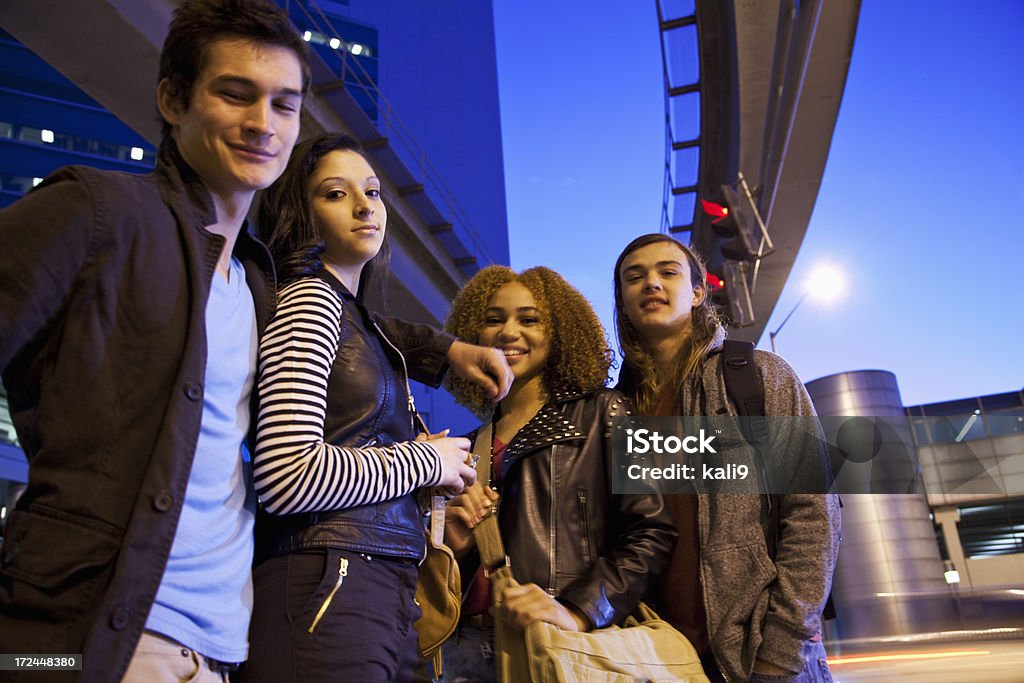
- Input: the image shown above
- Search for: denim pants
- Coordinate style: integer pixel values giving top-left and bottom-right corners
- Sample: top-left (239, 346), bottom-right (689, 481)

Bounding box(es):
top-left (436, 625), bottom-right (495, 683)
top-left (747, 638), bottom-right (833, 683)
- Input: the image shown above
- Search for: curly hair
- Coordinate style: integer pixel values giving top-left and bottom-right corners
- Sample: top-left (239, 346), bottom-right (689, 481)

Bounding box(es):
top-left (613, 234), bottom-right (723, 414)
top-left (445, 266), bottom-right (613, 416)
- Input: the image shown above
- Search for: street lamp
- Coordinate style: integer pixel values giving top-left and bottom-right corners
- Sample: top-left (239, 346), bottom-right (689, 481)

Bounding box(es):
top-left (769, 264), bottom-right (845, 353)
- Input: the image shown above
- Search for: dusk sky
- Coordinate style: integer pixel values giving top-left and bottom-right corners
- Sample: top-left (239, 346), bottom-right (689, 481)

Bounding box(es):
top-left (492, 0), bottom-right (1024, 407)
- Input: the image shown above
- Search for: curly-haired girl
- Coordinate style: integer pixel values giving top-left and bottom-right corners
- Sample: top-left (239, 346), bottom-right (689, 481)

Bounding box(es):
top-left (440, 265), bottom-right (676, 682)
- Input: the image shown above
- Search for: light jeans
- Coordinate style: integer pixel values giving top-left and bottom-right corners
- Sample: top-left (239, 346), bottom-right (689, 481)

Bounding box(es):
top-left (747, 638), bottom-right (833, 683)
top-left (437, 625), bottom-right (495, 683)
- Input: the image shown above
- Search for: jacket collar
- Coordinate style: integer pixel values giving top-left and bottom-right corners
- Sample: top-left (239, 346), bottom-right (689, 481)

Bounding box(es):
top-left (154, 138), bottom-right (218, 229)
top-left (500, 390), bottom-right (589, 471)
top-left (317, 267), bottom-right (357, 302)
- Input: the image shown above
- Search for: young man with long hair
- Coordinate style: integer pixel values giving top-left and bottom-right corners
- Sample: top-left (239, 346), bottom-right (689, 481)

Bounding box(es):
top-left (613, 234), bottom-right (840, 683)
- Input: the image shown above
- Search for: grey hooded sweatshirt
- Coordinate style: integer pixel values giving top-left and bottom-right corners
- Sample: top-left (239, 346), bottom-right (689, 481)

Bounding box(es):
top-left (623, 330), bottom-right (841, 682)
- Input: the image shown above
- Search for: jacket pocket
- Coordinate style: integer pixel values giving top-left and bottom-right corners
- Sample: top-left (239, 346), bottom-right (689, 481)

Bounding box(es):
top-left (702, 541), bottom-right (775, 635)
top-left (0, 506), bottom-right (122, 621)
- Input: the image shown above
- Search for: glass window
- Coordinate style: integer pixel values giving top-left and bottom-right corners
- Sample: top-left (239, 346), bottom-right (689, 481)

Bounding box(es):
top-left (0, 384), bottom-right (19, 447)
top-left (922, 398), bottom-right (982, 418)
top-left (912, 417), bottom-right (930, 445)
top-left (928, 414), bottom-right (986, 443)
top-left (957, 500), bottom-right (1024, 558)
top-left (659, 0), bottom-right (696, 18)
top-left (986, 411), bottom-right (1024, 437)
top-left (981, 392), bottom-right (1023, 412)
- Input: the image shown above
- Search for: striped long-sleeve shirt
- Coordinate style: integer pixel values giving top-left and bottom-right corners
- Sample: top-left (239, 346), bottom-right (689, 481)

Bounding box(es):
top-left (254, 277), bottom-right (443, 515)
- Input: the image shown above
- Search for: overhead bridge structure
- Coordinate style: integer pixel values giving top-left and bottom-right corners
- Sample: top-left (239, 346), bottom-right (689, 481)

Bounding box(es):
top-left (657, 0), bottom-right (861, 341)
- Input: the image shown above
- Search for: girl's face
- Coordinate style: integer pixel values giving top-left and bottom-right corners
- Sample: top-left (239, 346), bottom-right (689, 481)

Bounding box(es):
top-left (309, 149), bottom-right (387, 273)
top-left (478, 281), bottom-right (551, 388)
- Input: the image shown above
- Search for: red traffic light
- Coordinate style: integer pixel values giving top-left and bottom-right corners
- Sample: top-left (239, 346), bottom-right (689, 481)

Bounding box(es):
top-left (701, 199), bottom-right (729, 219)
top-left (702, 197), bottom-right (740, 239)
top-left (706, 273), bottom-right (725, 291)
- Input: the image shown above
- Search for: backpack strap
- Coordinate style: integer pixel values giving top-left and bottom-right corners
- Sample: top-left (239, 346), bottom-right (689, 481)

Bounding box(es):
top-left (721, 339), bottom-right (768, 442)
top-left (721, 340), bottom-right (839, 621)
top-left (720, 339), bottom-right (779, 549)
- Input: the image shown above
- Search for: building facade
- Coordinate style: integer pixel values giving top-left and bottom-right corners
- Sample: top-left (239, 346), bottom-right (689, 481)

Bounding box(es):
top-left (806, 371), bottom-right (1023, 641)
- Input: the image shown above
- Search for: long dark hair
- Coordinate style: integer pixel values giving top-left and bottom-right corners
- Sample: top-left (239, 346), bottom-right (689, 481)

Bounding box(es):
top-left (258, 133), bottom-right (391, 299)
top-left (612, 233), bottom-right (722, 413)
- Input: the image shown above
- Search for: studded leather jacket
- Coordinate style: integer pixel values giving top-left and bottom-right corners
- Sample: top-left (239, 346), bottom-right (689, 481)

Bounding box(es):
top-left (466, 389), bottom-right (677, 629)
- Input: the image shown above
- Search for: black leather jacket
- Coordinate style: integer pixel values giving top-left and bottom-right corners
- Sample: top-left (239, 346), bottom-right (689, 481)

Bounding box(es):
top-left (256, 270), bottom-right (452, 562)
top-left (468, 389), bottom-right (676, 629)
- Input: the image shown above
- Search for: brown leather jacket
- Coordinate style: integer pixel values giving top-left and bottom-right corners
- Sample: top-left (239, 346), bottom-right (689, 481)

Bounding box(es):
top-left (466, 389), bottom-right (677, 629)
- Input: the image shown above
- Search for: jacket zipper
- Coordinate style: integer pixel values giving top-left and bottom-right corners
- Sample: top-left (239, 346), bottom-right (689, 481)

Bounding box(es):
top-left (577, 490), bottom-right (592, 565)
top-left (373, 321), bottom-right (430, 560)
top-left (547, 445), bottom-right (558, 594)
top-left (373, 321), bottom-right (417, 434)
top-left (308, 556), bottom-right (349, 634)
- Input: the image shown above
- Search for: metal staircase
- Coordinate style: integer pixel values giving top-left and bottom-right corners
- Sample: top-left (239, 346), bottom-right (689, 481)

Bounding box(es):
top-left (286, 1), bottom-right (497, 278)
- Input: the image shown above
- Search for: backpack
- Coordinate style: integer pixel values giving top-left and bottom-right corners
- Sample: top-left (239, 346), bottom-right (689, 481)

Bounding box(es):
top-left (720, 340), bottom-right (837, 621)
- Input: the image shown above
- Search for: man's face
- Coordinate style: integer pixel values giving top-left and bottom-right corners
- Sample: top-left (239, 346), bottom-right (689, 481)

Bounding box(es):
top-left (158, 37), bottom-right (303, 206)
top-left (618, 241), bottom-right (705, 343)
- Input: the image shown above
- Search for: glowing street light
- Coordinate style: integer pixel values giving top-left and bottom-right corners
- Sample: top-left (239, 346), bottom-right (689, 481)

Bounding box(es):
top-left (769, 263), bottom-right (846, 353)
top-left (805, 263), bottom-right (845, 302)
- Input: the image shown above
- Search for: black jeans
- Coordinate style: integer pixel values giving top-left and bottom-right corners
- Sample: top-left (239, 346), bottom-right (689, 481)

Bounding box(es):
top-left (240, 548), bottom-right (423, 682)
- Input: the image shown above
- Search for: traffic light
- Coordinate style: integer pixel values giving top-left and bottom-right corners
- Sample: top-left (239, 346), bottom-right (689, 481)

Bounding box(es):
top-left (701, 187), bottom-right (756, 261)
top-left (705, 272), bottom-right (725, 292)
top-left (701, 186), bottom-right (758, 327)
top-left (707, 271), bottom-right (732, 316)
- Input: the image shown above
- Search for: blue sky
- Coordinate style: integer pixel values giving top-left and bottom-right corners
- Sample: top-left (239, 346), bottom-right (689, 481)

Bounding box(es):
top-left (493, 0), bottom-right (1024, 407)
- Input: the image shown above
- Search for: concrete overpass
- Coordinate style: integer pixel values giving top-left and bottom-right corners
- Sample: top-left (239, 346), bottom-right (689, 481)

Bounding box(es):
top-left (658, 0), bottom-right (861, 342)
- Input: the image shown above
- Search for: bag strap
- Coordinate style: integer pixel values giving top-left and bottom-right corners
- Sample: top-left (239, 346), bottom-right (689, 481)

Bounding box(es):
top-left (721, 340), bottom-right (768, 442)
top-left (414, 410), bottom-right (452, 550)
top-left (471, 422), bottom-right (509, 571)
top-left (721, 340), bottom-right (839, 621)
top-left (720, 340), bottom-right (778, 544)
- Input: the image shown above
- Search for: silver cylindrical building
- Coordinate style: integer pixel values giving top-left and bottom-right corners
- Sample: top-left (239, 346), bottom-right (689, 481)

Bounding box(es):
top-left (807, 370), bottom-right (954, 640)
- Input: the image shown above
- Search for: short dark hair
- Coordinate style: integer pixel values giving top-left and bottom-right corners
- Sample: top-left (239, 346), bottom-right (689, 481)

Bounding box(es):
top-left (258, 133), bottom-right (391, 298)
top-left (158, 0), bottom-right (311, 142)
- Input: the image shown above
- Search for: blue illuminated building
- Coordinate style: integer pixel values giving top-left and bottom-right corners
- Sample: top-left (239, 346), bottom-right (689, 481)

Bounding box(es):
top-left (0, 2), bottom-right (508, 499)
